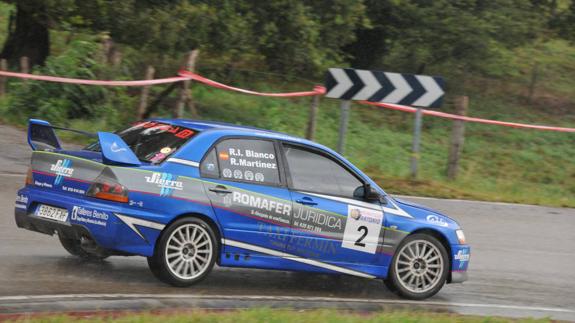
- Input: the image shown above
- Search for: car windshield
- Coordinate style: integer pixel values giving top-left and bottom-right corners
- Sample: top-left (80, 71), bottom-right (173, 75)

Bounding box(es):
top-left (84, 121), bottom-right (197, 163)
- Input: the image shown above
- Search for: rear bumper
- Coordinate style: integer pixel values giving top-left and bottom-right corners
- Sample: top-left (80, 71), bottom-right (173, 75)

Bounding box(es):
top-left (14, 187), bottom-right (167, 257)
top-left (15, 206), bottom-right (94, 241)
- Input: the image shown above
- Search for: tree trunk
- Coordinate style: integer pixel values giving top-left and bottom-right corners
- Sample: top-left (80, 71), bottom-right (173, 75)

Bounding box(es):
top-left (0, 3), bottom-right (50, 68)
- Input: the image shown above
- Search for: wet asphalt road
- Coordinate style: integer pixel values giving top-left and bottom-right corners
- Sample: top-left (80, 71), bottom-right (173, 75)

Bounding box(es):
top-left (0, 124), bottom-right (574, 320)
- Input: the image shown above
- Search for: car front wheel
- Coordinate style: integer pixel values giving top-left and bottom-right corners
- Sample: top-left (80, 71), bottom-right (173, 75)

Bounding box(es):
top-left (385, 233), bottom-right (449, 300)
top-left (147, 217), bottom-right (217, 287)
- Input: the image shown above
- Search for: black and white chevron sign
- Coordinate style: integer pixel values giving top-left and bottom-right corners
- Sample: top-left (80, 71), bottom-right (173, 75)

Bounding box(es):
top-left (325, 68), bottom-right (445, 108)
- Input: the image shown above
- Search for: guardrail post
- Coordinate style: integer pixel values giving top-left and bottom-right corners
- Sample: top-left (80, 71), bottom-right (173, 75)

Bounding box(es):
top-left (306, 94), bottom-right (320, 140)
top-left (0, 59), bottom-right (7, 96)
top-left (137, 65), bottom-right (155, 119)
top-left (446, 96), bottom-right (469, 180)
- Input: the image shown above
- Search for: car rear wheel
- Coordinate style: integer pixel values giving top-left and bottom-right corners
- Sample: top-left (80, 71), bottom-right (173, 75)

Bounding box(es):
top-left (58, 235), bottom-right (110, 261)
top-left (147, 217), bottom-right (217, 287)
top-left (384, 233), bottom-right (449, 300)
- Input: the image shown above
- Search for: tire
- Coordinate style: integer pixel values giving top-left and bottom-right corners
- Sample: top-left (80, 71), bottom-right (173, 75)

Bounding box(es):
top-left (147, 217), bottom-right (218, 287)
top-left (384, 233), bottom-right (449, 300)
top-left (58, 235), bottom-right (109, 261)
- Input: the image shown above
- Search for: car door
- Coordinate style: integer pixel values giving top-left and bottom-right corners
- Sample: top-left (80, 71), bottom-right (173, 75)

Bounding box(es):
top-left (200, 137), bottom-right (293, 253)
top-left (281, 143), bottom-right (385, 265)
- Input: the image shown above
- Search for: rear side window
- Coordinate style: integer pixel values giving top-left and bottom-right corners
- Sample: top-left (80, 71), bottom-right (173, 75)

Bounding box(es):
top-left (283, 145), bottom-right (363, 198)
top-left (85, 121), bottom-right (197, 164)
top-left (200, 148), bottom-right (219, 178)
top-left (214, 138), bottom-right (280, 185)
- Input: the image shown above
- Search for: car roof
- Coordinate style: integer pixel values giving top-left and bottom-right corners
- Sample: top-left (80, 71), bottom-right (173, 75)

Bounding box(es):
top-left (152, 118), bottom-right (385, 194)
top-left (153, 118), bottom-right (324, 148)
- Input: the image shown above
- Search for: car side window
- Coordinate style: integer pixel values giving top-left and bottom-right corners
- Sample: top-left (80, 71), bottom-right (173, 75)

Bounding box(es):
top-left (283, 145), bottom-right (363, 199)
top-left (214, 138), bottom-right (281, 186)
top-left (200, 148), bottom-right (219, 178)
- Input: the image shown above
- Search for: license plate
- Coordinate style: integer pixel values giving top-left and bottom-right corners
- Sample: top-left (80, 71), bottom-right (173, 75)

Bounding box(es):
top-left (35, 204), bottom-right (68, 222)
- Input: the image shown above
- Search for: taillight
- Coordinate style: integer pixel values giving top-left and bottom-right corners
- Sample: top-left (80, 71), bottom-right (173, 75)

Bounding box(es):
top-left (87, 173), bottom-right (128, 203)
top-left (25, 167), bottom-right (34, 186)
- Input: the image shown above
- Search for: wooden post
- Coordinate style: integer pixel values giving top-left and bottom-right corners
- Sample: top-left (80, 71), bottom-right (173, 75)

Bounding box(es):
top-left (20, 56), bottom-right (29, 85)
top-left (0, 59), bottom-right (7, 96)
top-left (20, 56), bottom-right (29, 73)
top-left (306, 94), bottom-right (320, 140)
top-left (175, 49), bottom-right (200, 119)
top-left (446, 96), bottom-right (469, 180)
top-left (101, 35), bottom-right (112, 65)
top-left (528, 63), bottom-right (539, 104)
top-left (137, 66), bottom-right (155, 119)
top-left (337, 100), bottom-right (351, 154)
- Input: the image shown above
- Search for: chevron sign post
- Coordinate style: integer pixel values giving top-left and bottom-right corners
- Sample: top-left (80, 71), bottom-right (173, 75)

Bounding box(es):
top-left (325, 68), bottom-right (445, 177)
top-left (325, 68), bottom-right (445, 108)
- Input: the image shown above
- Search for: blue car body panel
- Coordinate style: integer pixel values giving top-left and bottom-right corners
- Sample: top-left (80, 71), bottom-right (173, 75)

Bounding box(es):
top-left (15, 118), bottom-right (470, 282)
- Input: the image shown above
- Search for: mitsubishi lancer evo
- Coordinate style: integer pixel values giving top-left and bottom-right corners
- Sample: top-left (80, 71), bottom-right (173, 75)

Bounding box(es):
top-left (15, 119), bottom-right (470, 299)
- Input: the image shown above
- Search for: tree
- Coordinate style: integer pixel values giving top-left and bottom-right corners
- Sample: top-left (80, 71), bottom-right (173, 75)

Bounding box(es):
top-left (345, 0), bottom-right (547, 78)
top-left (0, 1), bottom-right (51, 67)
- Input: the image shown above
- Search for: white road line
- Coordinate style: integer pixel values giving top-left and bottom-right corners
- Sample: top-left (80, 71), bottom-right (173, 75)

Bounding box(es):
top-left (0, 294), bottom-right (572, 314)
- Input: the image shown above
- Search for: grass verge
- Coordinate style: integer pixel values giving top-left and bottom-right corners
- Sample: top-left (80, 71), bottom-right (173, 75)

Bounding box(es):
top-left (4, 309), bottom-right (554, 323)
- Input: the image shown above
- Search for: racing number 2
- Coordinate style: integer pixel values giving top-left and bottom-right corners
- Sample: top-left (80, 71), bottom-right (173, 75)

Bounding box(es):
top-left (355, 225), bottom-right (368, 247)
top-left (342, 205), bottom-right (384, 254)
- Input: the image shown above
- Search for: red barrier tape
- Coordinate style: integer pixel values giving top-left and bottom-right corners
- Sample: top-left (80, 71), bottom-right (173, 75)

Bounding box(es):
top-left (178, 70), bottom-right (325, 97)
top-left (0, 70), bottom-right (187, 86)
top-left (0, 69), bottom-right (571, 132)
top-left (360, 101), bottom-right (575, 133)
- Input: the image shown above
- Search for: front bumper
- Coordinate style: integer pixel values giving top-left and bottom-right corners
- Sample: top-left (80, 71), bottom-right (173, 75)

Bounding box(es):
top-left (450, 270), bottom-right (468, 283)
top-left (449, 244), bottom-right (470, 283)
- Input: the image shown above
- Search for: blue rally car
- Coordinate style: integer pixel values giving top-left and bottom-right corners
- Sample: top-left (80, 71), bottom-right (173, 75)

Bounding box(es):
top-left (15, 118), bottom-right (469, 299)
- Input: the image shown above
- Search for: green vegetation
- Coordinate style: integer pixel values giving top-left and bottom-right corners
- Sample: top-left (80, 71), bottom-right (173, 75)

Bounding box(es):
top-left (5, 308), bottom-right (554, 323)
top-left (0, 1), bottom-right (573, 207)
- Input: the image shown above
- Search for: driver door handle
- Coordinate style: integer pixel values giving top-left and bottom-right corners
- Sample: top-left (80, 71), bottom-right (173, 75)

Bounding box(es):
top-left (296, 197), bottom-right (318, 206)
top-left (209, 185), bottom-right (232, 194)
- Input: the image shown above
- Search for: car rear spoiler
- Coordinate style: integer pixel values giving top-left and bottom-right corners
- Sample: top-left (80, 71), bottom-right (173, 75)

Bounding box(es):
top-left (27, 119), bottom-right (141, 166)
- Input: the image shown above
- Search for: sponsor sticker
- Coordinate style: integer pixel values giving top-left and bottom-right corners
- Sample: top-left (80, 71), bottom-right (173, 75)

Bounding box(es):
top-left (50, 159), bottom-right (74, 186)
top-left (110, 142), bottom-right (127, 153)
top-left (342, 205), bottom-right (384, 254)
top-left (232, 191), bottom-right (291, 218)
top-left (144, 172), bottom-right (183, 197)
top-left (129, 200), bottom-right (144, 207)
top-left (71, 206), bottom-right (108, 227)
top-left (426, 214), bottom-right (449, 227)
top-left (293, 207), bottom-right (343, 234)
top-left (455, 249), bottom-right (470, 268)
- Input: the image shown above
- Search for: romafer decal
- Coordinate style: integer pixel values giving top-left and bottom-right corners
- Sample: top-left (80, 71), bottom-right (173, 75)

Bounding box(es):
top-left (231, 191), bottom-right (291, 224)
top-left (342, 205), bottom-right (384, 254)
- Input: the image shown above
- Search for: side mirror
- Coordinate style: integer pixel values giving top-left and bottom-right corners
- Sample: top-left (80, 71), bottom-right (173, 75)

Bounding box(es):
top-left (364, 184), bottom-right (382, 202)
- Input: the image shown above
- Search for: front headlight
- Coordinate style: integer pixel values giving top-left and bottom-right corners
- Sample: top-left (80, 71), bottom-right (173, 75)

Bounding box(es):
top-left (456, 229), bottom-right (466, 244)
